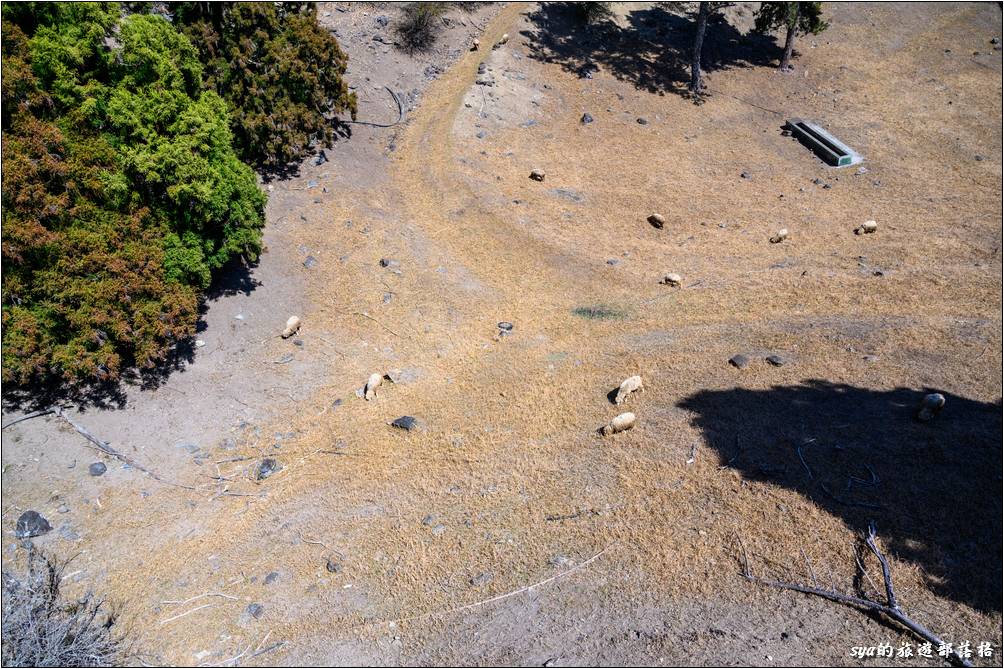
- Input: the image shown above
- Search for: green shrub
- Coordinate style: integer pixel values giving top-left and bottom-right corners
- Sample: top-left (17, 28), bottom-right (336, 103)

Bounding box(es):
top-left (1, 4), bottom-right (264, 385)
top-left (171, 2), bottom-right (357, 173)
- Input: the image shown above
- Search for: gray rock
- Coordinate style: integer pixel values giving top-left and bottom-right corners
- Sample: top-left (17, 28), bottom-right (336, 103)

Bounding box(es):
top-left (246, 603), bottom-right (264, 619)
top-left (476, 130), bottom-right (487, 139)
top-left (647, 213), bottom-right (665, 229)
top-left (497, 321), bottom-right (514, 332)
top-left (469, 571), bottom-right (494, 587)
top-left (255, 458), bottom-right (282, 480)
top-left (264, 571), bottom-right (279, 585)
top-left (15, 511), bottom-right (51, 539)
top-left (391, 416), bottom-right (419, 431)
top-left (431, 524), bottom-right (447, 536)
top-left (729, 354), bottom-right (750, 369)
top-left (740, 171), bottom-right (751, 179)
top-left (303, 255), bottom-right (318, 269)
top-left (422, 514), bottom-right (437, 526)
top-left (550, 188), bottom-right (584, 203)
top-left (636, 117), bottom-right (648, 125)
top-left (58, 504), bottom-right (70, 514)
top-left (529, 169), bottom-right (545, 182)
top-left (765, 354), bottom-right (787, 367)
top-left (606, 258), bottom-right (619, 266)
top-left (581, 112), bottom-right (593, 124)
top-left (863, 354), bottom-right (880, 363)
top-left (88, 462), bottom-right (107, 477)
top-left (379, 258), bottom-right (400, 268)
top-left (326, 557), bottom-right (343, 573)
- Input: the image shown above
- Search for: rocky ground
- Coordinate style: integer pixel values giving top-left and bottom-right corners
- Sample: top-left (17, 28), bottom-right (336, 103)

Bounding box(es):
top-left (2, 2), bottom-right (1002, 666)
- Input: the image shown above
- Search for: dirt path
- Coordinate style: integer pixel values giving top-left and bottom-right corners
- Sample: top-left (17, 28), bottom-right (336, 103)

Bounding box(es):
top-left (2, 3), bottom-right (1001, 666)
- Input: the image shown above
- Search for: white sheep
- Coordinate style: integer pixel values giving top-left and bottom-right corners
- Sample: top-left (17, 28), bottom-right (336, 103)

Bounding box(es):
top-left (364, 373), bottom-right (383, 401)
top-left (494, 33), bottom-right (509, 49)
top-left (281, 315), bottom-right (301, 338)
top-left (602, 412), bottom-right (637, 436)
top-left (614, 375), bottom-right (644, 404)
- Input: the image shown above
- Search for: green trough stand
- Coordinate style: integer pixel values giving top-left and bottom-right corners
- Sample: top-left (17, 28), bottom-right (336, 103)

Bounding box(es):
top-left (786, 118), bottom-right (861, 167)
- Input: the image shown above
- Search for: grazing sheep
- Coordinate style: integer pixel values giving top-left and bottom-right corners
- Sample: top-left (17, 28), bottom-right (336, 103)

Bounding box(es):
top-left (602, 412), bottom-right (637, 436)
top-left (529, 169), bottom-right (546, 182)
top-left (855, 220), bottom-right (878, 235)
top-left (364, 373), bottom-right (383, 401)
top-left (614, 375), bottom-right (644, 404)
top-left (471, 38), bottom-right (480, 51)
top-left (494, 33), bottom-right (509, 49)
top-left (648, 213), bottom-right (665, 229)
top-left (661, 273), bottom-right (682, 287)
top-left (769, 228), bottom-right (789, 244)
top-left (282, 316), bottom-right (301, 338)
top-left (916, 393), bottom-right (945, 422)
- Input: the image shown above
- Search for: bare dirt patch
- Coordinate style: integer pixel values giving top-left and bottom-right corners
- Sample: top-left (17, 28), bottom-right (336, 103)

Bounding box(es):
top-left (2, 2), bottom-right (1001, 666)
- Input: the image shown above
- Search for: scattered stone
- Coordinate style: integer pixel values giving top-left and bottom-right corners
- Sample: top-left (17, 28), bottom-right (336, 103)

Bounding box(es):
top-left (469, 571), bottom-right (494, 587)
top-left (647, 213), bottom-right (665, 229)
top-left (855, 220), bottom-right (878, 235)
top-left (581, 112), bottom-right (593, 124)
top-left (58, 504), bottom-right (70, 514)
top-left (422, 514), bottom-right (437, 526)
top-left (856, 166), bottom-right (869, 175)
top-left (975, 155), bottom-right (984, 161)
top-left (992, 37), bottom-right (1001, 45)
top-left (476, 130), bottom-right (487, 139)
top-left (660, 273), bottom-right (682, 287)
top-left (729, 354), bottom-right (750, 369)
top-left (498, 321), bottom-right (514, 332)
top-left (769, 228), bottom-right (789, 244)
top-left (765, 354), bottom-right (787, 367)
top-left (740, 171), bottom-right (751, 179)
top-left (88, 462), bottom-right (107, 477)
top-left (326, 557), bottom-right (343, 573)
top-left (391, 416), bottom-right (419, 431)
top-left (302, 255), bottom-right (318, 269)
top-left (550, 188), bottom-right (584, 203)
top-left (307, 179), bottom-right (318, 189)
top-left (315, 150), bottom-right (328, 166)
top-left (549, 555), bottom-right (574, 567)
top-left (15, 511), bottom-right (52, 539)
top-left (246, 603), bottom-right (264, 619)
top-left (195, 339), bottom-right (206, 348)
top-left (264, 571), bottom-right (279, 585)
top-left (917, 393), bottom-right (946, 422)
top-left (606, 258), bottom-right (619, 266)
top-left (863, 354), bottom-right (880, 363)
top-left (431, 524), bottom-right (447, 536)
top-left (255, 458), bottom-right (282, 480)
top-left (529, 169), bottom-right (546, 182)
top-left (636, 117), bottom-right (648, 125)
top-left (477, 62), bottom-right (487, 74)
top-left (379, 258), bottom-right (400, 268)
top-left (375, 14), bottom-right (389, 27)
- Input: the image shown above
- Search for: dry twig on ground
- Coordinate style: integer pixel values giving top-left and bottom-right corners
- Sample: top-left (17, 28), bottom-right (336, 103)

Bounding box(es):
top-left (736, 524), bottom-right (973, 668)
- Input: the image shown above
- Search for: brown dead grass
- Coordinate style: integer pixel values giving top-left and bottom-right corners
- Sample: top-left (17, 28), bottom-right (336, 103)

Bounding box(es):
top-left (22, 2), bottom-right (1001, 664)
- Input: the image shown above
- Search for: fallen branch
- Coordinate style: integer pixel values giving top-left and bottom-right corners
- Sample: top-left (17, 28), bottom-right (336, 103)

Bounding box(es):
top-left (1, 408), bottom-right (55, 430)
top-left (383, 544), bottom-right (613, 627)
top-left (347, 86), bottom-right (404, 128)
top-left (159, 602), bottom-right (216, 626)
top-left (737, 525), bottom-right (972, 667)
top-left (161, 592), bottom-right (239, 605)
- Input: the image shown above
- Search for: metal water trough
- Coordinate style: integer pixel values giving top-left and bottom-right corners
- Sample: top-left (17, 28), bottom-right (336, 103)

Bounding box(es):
top-left (786, 118), bottom-right (861, 167)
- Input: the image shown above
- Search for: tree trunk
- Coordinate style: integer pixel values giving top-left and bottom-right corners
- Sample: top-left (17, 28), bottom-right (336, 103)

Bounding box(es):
top-left (690, 2), bottom-right (710, 91)
top-left (779, 3), bottom-right (800, 70)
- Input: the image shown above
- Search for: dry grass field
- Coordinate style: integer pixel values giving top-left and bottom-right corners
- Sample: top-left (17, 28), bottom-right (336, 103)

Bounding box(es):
top-left (2, 2), bottom-right (1001, 666)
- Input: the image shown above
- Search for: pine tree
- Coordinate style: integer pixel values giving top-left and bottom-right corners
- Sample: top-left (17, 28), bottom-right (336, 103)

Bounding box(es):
top-left (754, 2), bottom-right (829, 71)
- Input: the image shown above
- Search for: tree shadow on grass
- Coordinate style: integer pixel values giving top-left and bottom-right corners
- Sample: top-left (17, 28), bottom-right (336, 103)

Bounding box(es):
top-left (521, 3), bottom-right (783, 99)
top-left (678, 380), bottom-right (1003, 613)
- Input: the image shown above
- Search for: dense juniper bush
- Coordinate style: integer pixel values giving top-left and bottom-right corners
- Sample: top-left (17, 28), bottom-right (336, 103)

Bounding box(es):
top-left (0, 2), bottom-right (354, 387)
